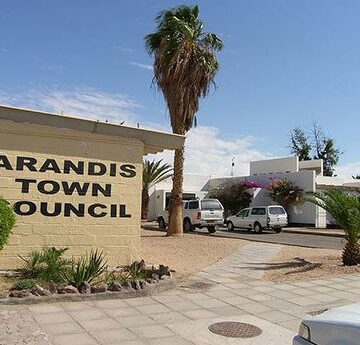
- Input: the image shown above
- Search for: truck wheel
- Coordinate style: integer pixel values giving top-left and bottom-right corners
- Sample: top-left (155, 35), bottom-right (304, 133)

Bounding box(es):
top-left (207, 226), bottom-right (216, 234)
top-left (158, 217), bottom-right (166, 230)
top-left (183, 218), bottom-right (193, 233)
top-left (275, 228), bottom-right (282, 233)
top-left (253, 222), bottom-right (262, 234)
top-left (227, 221), bottom-right (234, 231)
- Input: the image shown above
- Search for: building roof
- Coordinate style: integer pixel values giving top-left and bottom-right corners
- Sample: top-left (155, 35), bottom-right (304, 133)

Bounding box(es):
top-left (0, 104), bottom-right (185, 154)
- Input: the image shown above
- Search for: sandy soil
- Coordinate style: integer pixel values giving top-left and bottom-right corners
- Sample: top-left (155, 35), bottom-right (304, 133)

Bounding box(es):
top-left (140, 228), bottom-right (247, 280)
top-left (265, 245), bottom-right (360, 282)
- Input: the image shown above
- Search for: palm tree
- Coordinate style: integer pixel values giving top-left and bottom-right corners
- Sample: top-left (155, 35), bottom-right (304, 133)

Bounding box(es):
top-left (142, 159), bottom-right (172, 220)
top-left (307, 189), bottom-right (360, 266)
top-left (145, 5), bottom-right (223, 235)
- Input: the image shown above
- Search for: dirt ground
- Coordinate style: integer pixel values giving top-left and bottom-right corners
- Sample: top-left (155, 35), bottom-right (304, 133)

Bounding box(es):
top-left (140, 228), bottom-right (247, 280)
top-left (265, 245), bottom-right (360, 282)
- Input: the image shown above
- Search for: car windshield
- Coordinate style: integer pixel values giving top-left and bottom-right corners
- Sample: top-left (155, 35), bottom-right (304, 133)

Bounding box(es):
top-left (269, 207), bottom-right (286, 215)
top-left (201, 200), bottom-right (222, 210)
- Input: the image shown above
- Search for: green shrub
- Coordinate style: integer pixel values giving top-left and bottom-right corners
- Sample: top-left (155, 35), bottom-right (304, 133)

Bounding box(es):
top-left (124, 261), bottom-right (151, 280)
top-left (19, 247), bottom-right (71, 283)
top-left (12, 278), bottom-right (37, 290)
top-left (61, 250), bottom-right (107, 288)
top-left (0, 197), bottom-right (16, 251)
top-left (105, 271), bottom-right (129, 285)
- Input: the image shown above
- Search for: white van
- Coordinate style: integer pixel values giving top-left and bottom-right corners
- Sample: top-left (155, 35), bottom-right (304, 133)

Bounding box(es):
top-left (158, 198), bottom-right (224, 233)
top-left (226, 205), bottom-right (288, 233)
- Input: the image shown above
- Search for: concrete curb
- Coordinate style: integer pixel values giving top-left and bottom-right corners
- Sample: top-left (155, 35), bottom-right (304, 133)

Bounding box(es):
top-left (0, 278), bottom-right (177, 306)
top-left (283, 228), bottom-right (345, 238)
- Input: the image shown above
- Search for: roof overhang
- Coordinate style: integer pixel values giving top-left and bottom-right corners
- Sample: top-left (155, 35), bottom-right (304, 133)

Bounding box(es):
top-left (0, 104), bottom-right (185, 154)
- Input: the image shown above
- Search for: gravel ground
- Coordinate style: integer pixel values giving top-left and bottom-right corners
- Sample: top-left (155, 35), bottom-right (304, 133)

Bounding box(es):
top-left (265, 245), bottom-right (360, 282)
top-left (140, 228), bottom-right (247, 280)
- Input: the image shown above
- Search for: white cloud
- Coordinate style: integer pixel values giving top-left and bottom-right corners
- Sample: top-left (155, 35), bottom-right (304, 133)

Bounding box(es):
top-left (147, 126), bottom-right (271, 176)
top-left (130, 62), bottom-right (153, 71)
top-left (335, 162), bottom-right (360, 178)
top-left (0, 88), bottom-right (141, 125)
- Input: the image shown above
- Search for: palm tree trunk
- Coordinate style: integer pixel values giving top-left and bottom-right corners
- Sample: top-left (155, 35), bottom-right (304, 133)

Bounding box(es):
top-left (342, 240), bottom-right (360, 266)
top-left (141, 187), bottom-right (149, 220)
top-left (167, 145), bottom-right (185, 236)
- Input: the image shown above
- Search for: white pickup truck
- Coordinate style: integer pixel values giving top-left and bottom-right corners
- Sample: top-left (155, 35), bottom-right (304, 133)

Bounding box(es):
top-left (157, 199), bottom-right (224, 233)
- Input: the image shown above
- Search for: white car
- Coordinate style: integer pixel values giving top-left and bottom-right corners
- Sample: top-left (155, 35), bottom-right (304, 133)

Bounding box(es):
top-left (294, 303), bottom-right (360, 345)
top-left (226, 205), bottom-right (287, 233)
top-left (157, 198), bottom-right (224, 233)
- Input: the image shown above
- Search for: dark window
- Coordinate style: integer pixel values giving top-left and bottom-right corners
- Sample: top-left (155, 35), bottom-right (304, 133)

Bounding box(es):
top-left (269, 207), bottom-right (286, 215)
top-left (188, 201), bottom-right (199, 209)
top-left (201, 200), bottom-right (222, 210)
top-left (251, 207), bottom-right (266, 215)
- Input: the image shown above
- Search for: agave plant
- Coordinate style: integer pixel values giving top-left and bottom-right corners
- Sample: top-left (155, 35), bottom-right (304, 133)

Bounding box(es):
top-left (307, 189), bottom-right (360, 266)
top-left (61, 250), bottom-right (108, 288)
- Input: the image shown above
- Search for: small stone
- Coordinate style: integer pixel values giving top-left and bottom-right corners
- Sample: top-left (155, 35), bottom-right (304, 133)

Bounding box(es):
top-left (151, 273), bottom-right (160, 280)
top-left (78, 282), bottom-right (91, 294)
top-left (108, 282), bottom-right (122, 291)
top-left (64, 285), bottom-right (78, 294)
top-left (158, 264), bottom-right (170, 277)
top-left (122, 281), bottom-right (132, 289)
top-left (139, 280), bottom-right (148, 289)
top-left (132, 280), bottom-right (141, 290)
top-left (30, 285), bottom-right (51, 297)
top-left (9, 290), bottom-right (30, 298)
top-left (160, 275), bottom-right (170, 280)
top-left (91, 283), bottom-right (108, 293)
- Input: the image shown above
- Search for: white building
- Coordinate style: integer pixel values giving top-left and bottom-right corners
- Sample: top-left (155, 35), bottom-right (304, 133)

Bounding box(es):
top-left (211, 156), bottom-right (360, 228)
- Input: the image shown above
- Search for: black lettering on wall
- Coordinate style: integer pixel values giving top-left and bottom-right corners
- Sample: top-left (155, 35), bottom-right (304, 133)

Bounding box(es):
top-left (39, 159), bottom-right (61, 173)
top-left (63, 160), bottom-right (85, 175)
top-left (88, 204), bottom-right (107, 217)
top-left (38, 180), bottom-right (60, 195)
top-left (15, 178), bottom-right (37, 193)
top-left (88, 162), bottom-right (106, 176)
top-left (120, 164), bottom-right (136, 178)
top-left (16, 156), bottom-right (37, 172)
top-left (0, 155), bottom-right (13, 170)
top-left (92, 183), bottom-right (111, 197)
top-left (110, 204), bottom-right (117, 217)
top-left (14, 201), bottom-right (36, 216)
top-left (62, 182), bottom-right (89, 196)
top-left (64, 203), bottom-right (85, 217)
top-left (119, 204), bottom-right (131, 218)
top-left (109, 163), bottom-right (117, 177)
top-left (40, 202), bottom-right (61, 216)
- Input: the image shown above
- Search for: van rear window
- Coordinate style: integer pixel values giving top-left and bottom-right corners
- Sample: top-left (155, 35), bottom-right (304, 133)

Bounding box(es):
top-left (201, 200), bottom-right (222, 210)
top-left (269, 207), bottom-right (286, 215)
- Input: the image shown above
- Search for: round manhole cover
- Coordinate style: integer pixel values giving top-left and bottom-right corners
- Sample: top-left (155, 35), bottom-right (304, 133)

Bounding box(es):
top-left (208, 322), bottom-right (262, 338)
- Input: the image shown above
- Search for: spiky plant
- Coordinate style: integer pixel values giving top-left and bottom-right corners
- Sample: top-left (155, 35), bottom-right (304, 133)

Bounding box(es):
top-left (142, 159), bottom-right (172, 220)
top-left (145, 5), bottom-right (223, 235)
top-left (307, 189), bottom-right (360, 266)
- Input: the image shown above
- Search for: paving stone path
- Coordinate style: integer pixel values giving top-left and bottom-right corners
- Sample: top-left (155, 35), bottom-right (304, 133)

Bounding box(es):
top-left (1, 242), bottom-right (360, 345)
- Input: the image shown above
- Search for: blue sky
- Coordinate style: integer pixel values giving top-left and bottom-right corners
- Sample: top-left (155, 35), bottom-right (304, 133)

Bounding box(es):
top-left (0, 0), bottom-right (359, 176)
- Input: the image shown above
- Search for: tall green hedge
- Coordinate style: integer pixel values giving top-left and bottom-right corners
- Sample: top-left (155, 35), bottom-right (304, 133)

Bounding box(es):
top-left (0, 197), bottom-right (16, 251)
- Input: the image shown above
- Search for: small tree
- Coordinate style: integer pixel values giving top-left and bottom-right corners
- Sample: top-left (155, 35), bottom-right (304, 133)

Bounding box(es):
top-left (142, 159), bottom-right (172, 220)
top-left (307, 189), bottom-right (360, 266)
top-left (208, 180), bottom-right (255, 216)
top-left (266, 179), bottom-right (303, 212)
top-left (289, 127), bottom-right (312, 161)
top-left (0, 197), bottom-right (16, 251)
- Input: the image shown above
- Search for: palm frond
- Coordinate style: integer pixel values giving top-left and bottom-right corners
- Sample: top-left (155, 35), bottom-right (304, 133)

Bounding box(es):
top-left (142, 159), bottom-right (172, 188)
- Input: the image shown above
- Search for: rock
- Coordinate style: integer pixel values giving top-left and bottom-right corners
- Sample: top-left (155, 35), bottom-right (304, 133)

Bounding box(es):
top-left (78, 282), bottom-right (91, 294)
top-left (158, 264), bottom-right (170, 277)
top-left (131, 280), bottom-right (141, 290)
top-left (122, 281), bottom-right (132, 289)
top-left (160, 275), bottom-right (170, 280)
top-left (140, 280), bottom-right (148, 289)
top-left (108, 282), bottom-right (122, 291)
top-left (63, 285), bottom-right (78, 294)
top-left (151, 273), bottom-right (160, 280)
top-left (91, 283), bottom-right (108, 293)
top-left (30, 285), bottom-right (51, 297)
top-left (9, 290), bottom-right (30, 298)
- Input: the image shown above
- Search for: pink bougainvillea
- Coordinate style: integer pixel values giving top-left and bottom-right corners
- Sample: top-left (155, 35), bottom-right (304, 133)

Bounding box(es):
top-left (266, 178), bottom-right (303, 210)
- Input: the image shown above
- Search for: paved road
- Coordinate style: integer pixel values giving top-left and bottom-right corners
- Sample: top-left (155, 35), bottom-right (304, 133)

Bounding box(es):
top-left (196, 227), bottom-right (343, 250)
